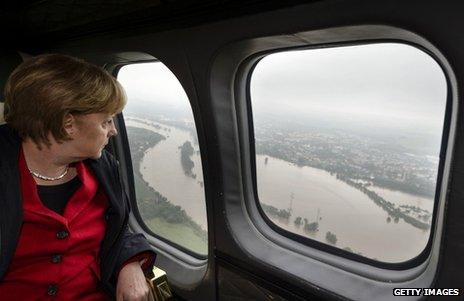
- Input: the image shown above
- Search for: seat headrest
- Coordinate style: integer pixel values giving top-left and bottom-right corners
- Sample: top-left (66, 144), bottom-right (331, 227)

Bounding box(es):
top-left (0, 51), bottom-right (23, 103)
top-left (0, 50), bottom-right (23, 125)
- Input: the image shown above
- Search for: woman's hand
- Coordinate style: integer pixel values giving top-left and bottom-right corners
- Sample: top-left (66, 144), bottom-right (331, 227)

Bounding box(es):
top-left (116, 261), bottom-right (150, 301)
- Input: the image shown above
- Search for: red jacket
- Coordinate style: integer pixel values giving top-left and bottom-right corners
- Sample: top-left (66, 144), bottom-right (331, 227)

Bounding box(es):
top-left (0, 125), bottom-right (156, 298)
top-left (0, 149), bottom-right (111, 300)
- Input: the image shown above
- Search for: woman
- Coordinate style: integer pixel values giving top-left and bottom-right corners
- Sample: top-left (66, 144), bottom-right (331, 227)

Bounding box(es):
top-left (0, 54), bottom-right (156, 300)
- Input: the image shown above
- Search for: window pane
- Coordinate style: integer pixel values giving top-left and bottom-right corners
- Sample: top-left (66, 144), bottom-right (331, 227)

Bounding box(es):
top-left (118, 62), bottom-right (207, 255)
top-left (250, 43), bottom-right (447, 263)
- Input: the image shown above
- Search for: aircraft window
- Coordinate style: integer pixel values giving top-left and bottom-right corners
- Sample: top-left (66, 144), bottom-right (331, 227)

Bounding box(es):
top-left (118, 62), bottom-right (207, 256)
top-left (249, 43), bottom-right (447, 263)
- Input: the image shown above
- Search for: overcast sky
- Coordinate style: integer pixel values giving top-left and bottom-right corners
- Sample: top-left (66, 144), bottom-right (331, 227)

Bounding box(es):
top-left (251, 43), bottom-right (447, 132)
top-left (118, 62), bottom-right (190, 110)
top-left (117, 42), bottom-right (447, 134)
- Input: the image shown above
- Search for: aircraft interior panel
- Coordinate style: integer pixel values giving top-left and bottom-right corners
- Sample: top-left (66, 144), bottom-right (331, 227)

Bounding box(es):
top-left (0, 1), bottom-right (463, 300)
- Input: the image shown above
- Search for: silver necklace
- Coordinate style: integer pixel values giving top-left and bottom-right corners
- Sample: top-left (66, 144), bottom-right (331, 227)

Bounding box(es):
top-left (29, 166), bottom-right (69, 181)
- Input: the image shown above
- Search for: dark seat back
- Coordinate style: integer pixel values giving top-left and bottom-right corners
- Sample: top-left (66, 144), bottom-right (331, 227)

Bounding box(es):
top-left (0, 50), bottom-right (23, 124)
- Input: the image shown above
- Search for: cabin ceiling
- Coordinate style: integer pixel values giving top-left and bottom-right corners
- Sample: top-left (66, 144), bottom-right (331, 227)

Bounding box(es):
top-left (0, 0), bottom-right (319, 48)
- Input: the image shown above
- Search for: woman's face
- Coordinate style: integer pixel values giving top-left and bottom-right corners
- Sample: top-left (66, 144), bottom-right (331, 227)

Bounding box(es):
top-left (68, 112), bottom-right (118, 159)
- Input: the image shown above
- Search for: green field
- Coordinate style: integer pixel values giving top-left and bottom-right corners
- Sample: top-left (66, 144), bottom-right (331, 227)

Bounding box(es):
top-left (145, 217), bottom-right (207, 254)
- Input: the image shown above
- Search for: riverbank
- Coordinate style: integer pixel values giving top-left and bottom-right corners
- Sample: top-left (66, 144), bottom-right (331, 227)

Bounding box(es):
top-left (127, 125), bottom-right (208, 254)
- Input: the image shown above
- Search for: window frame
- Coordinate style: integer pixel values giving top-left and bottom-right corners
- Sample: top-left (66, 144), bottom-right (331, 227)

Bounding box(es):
top-left (246, 41), bottom-right (451, 270)
top-left (208, 25), bottom-right (458, 299)
top-left (113, 61), bottom-right (209, 260)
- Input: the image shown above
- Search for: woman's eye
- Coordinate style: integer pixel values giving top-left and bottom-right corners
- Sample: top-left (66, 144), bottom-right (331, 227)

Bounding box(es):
top-left (102, 119), bottom-right (112, 127)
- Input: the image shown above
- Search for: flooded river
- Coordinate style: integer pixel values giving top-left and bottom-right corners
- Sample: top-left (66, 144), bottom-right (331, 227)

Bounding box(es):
top-left (127, 118), bottom-right (433, 262)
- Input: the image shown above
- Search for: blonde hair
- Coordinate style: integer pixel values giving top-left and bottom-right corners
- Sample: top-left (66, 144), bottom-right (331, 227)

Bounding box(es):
top-left (4, 54), bottom-right (126, 146)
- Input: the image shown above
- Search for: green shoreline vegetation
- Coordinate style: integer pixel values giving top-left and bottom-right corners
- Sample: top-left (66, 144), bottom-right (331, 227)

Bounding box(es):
top-left (336, 174), bottom-right (431, 230)
top-left (127, 126), bottom-right (208, 255)
top-left (263, 203), bottom-right (349, 250)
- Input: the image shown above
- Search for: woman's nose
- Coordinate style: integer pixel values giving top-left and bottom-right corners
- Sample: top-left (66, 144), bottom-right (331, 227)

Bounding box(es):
top-left (109, 122), bottom-right (118, 136)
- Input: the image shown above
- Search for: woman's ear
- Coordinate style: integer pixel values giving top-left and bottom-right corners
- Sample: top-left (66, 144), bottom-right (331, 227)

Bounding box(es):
top-left (63, 113), bottom-right (76, 136)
